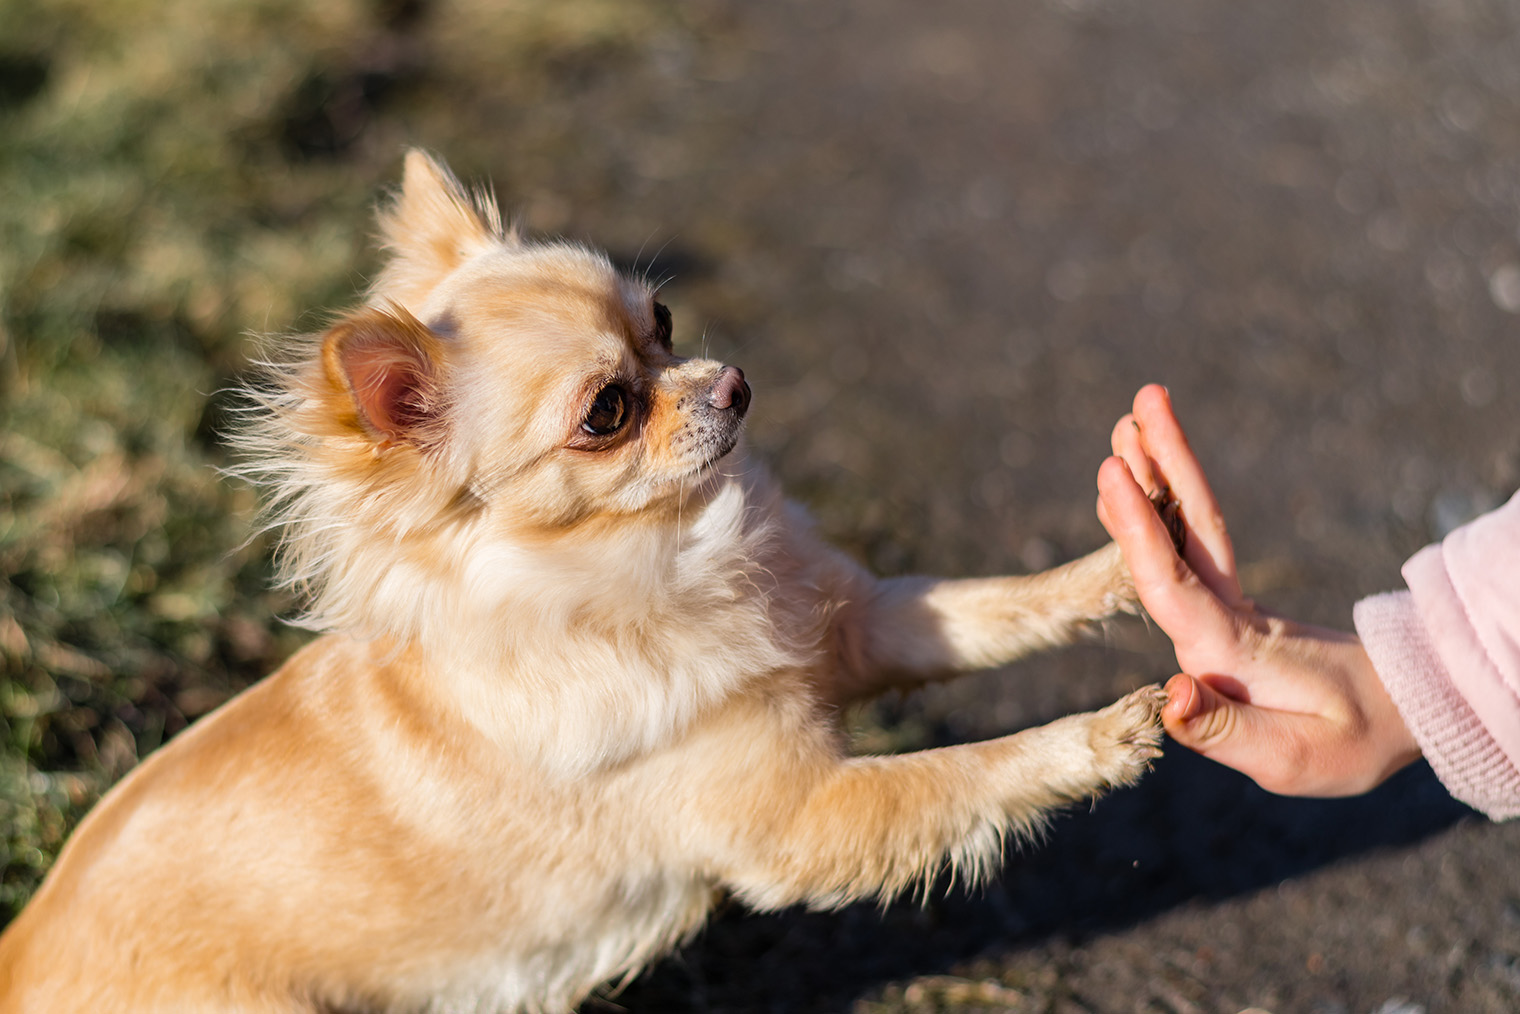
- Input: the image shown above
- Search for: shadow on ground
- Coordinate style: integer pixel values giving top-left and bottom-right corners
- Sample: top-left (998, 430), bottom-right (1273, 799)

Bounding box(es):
top-left (603, 743), bottom-right (1469, 1013)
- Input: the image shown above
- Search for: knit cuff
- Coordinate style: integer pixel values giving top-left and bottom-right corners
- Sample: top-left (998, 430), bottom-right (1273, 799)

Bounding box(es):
top-left (1354, 591), bottom-right (1520, 820)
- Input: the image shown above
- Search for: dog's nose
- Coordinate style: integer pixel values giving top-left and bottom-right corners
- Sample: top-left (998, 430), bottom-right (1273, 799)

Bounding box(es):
top-left (708, 366), bottom-right (751, 417)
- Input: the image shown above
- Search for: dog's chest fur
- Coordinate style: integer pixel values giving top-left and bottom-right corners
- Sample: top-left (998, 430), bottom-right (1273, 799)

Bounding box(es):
top-left (335, 474), bottom-right (852, 1013)
top-left (393, 871), bottom-right (715, 1014)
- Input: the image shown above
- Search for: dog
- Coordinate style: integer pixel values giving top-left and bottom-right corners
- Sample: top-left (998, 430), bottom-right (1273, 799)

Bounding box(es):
top-left (0, 150), bottom-right (1164, 1013)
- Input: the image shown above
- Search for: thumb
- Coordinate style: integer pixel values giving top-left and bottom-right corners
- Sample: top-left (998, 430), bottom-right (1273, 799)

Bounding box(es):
top-left (1162, 672), bottom-right (1262, 758)
top-left (1162, 673), bottom-right (1316, 794)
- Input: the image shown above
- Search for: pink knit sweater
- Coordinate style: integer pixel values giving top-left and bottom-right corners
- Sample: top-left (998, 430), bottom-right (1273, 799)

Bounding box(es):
top-left (1353, 490), bottom-right (1520, 820)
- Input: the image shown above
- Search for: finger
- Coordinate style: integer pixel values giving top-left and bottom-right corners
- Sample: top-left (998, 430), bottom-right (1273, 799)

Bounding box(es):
top-left (1110, 413), bottom-right (1160, 496)
top-left (1110, 412), bottom-right (1186, 557)
top-left (1163, 672), bottom-right (1245, 748)
top-left (1130, 385), bottom-right (1245, 607)
top-left (1097, 456), bottom-right (1239, 645)
top-left (1162, 673), bottom-right (1270, 769)
top-left (1164, 673), bottom-right (1333, 796)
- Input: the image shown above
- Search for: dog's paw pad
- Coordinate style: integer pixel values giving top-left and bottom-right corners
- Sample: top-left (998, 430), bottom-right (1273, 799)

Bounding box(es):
top-left (1149, 487), bottom-right (1187, 555)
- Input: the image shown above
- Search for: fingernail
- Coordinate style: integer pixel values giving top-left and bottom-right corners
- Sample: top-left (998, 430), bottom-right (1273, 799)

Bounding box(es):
top-left (1163, 673), bottom-right (1198, 722)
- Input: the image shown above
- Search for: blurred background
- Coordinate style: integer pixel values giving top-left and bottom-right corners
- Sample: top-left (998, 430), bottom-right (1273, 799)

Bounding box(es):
top-left (2, 0), bottom-right (1519, 1010)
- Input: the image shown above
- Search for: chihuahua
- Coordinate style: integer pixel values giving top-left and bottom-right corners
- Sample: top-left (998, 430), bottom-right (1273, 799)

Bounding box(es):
top-left (0, 151), bottom-right (1163, 1013)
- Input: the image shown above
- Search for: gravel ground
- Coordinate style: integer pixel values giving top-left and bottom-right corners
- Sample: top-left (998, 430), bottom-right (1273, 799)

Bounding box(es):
top-left (498, 0), bottom-right (1520, 1010)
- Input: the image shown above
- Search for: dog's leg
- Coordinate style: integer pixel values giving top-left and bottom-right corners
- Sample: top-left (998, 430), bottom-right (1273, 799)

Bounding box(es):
top-left (725, 684), bottom-right (1165, 909)
top-left (829, 542), bottom-right (1138, 704)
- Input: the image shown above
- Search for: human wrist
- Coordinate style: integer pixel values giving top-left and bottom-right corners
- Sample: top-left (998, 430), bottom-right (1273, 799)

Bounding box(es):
top-left (1344, 635), bottom-right (1421, 789)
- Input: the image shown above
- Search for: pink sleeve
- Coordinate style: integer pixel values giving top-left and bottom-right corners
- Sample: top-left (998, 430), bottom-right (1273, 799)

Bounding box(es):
top-left (1353, 490), bottom-right (1520, 821)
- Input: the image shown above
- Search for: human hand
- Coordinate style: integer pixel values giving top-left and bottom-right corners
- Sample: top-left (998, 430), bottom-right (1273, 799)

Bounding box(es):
top-left (1096, 385), bottom-right (1422, 796)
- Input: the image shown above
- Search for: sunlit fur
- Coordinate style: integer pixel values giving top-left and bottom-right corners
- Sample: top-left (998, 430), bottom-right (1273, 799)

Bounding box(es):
top-left (0, 151), bottom-right (1165, 1014)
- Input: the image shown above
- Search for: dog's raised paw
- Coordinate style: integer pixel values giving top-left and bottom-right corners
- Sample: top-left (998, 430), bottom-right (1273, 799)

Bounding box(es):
top-left (1087, 541), bottom-right (1141, 618)
top-left (1087, 684), bottom-right (1167, 788)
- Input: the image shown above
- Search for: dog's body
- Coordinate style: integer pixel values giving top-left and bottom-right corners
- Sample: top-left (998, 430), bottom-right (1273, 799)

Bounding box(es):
top-left (0, 152), bottom-right (1162, 1014)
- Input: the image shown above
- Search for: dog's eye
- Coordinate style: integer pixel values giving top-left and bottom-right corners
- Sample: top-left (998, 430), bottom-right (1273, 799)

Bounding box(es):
top-left (582, 385), bottom-right (629, 436)
top-left (652, 301), bottom-right (673, 349)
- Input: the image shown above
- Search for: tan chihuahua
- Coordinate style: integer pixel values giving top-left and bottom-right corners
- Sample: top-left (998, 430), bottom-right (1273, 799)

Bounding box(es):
top-left (0, 151), bottom-right (1164, 1013)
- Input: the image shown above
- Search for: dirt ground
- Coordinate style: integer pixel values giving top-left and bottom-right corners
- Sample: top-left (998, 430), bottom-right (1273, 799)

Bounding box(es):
top-left (548, 1), bottom-right (1520, 1011)
top-left (9, 0), bottom-right (1520, 1010)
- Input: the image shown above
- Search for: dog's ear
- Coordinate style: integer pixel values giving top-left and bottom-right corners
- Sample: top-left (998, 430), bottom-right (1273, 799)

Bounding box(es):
top-left (371, 149), bottom-right (507, 306)
top-left (322, 305), bottom-right (450, 449)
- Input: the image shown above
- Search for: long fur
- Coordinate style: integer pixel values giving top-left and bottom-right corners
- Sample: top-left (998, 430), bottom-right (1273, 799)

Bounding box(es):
top-left (0, 150), bottom-right (1164, 1013)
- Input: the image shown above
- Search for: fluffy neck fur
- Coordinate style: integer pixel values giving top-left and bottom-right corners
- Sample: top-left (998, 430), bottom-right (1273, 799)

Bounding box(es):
top-left (435, 470), bottom-right (820, 774)
top-left (233, 377), bottom-right (818, 774)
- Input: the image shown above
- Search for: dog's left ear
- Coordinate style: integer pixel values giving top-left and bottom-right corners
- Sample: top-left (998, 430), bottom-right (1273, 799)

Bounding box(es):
top-left (370, 149), bottom-right (507, 307)
top-left (322, 305), bottom-right (450, 450)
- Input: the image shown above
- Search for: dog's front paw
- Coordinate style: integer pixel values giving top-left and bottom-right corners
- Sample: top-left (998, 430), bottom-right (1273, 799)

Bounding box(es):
top-left (1087, 684), bottom-right (1166, 789)
top-left (1086, 541), bottom-right (1140, 618)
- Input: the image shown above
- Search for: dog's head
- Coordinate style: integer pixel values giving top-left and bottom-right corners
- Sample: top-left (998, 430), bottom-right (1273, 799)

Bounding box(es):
top-left (340, 151), bottom-right (749, 526)
top-left (241, 151), bottom-right (753, 633)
